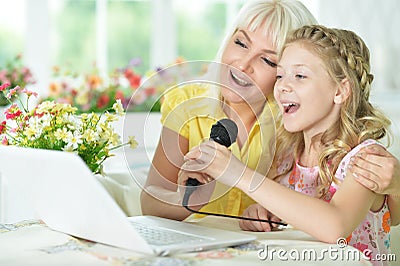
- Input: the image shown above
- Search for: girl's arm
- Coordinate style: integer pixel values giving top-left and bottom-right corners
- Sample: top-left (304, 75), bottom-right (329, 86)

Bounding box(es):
top-left (181, 140), bottom-right (378, 243)
top-left (141, 127), bottom-right (213, 220)
top-left (349, 144), bottom-right (400, 225)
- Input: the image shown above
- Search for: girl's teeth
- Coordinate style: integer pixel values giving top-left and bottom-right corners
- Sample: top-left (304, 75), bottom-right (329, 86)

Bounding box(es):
top-left (283, 103), bottom-right (299, 113)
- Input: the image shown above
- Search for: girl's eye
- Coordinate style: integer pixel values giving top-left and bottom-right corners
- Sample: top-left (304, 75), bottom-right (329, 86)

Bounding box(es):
top-left (262, 57), bottom-right (277, 68)
top-left (234, 38), bottom-right (247, 49)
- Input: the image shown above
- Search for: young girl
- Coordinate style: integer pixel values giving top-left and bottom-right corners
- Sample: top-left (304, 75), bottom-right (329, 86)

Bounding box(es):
top-left (180, 25), bottom-right (393, 264)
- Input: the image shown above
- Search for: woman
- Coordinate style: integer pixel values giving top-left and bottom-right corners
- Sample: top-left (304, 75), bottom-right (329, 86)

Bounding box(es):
top-left (140, 0), bottom-right (317, 225)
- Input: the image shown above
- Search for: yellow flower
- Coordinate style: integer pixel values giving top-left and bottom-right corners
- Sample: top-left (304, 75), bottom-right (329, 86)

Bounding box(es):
top-left (128, 136), bottom-right (138, 149)
top-left (112, 99), bottom-right (125, 116)
top-left (109, 132), bottom-right (121, 146)
top-left (75, 91), bottom-right (89, 106)
top-left (36, 101), bottom-right (56, 114)
top-left (104, 112), bottom-right (118, 122)
top-left (82, 129), bottom-right (98, 143)
top-left (54, 128), bottom-right (70, 142)
top-left (24, 126), bottom-right (38, 140)
top-left (89, 113), bottom-right (100, 124)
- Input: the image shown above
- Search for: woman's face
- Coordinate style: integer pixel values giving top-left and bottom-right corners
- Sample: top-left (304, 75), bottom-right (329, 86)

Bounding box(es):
top-left (220, 26), bottom-right (278, 105)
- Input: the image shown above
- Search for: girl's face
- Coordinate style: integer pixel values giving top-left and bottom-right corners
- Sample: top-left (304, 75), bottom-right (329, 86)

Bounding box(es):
top-left (274, 43), bottom-right (341, 137)
top-left (220, 27), bottom-right (277, 105)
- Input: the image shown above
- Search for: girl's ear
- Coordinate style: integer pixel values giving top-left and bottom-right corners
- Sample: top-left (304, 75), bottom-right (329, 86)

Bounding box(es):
top-left (334, 78), bottom-right (351, 104)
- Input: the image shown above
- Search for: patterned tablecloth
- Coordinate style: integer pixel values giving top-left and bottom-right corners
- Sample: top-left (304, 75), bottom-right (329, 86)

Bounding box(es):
top-left (0, 217), bottom-right (372, 266)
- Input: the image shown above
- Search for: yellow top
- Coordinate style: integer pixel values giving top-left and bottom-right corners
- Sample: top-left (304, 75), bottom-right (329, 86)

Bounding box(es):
top-left (160, 84), bottom-right (278, 217)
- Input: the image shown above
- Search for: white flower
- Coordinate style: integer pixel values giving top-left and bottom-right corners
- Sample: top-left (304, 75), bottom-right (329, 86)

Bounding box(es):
top-left (36, 101), bottom-right (56, 114)
top-left (40, 114), bottom-right (52, 129)
top-left (54, 128), bottom-right (70, 142)
top-left (62, 145), bottom-right (75, 152)
top-left (112, 99), bottom-right (125, 116)
top-left (82, 129), bottom-right (98, 143)
top-left (65, 130), bottom-right (83, 150)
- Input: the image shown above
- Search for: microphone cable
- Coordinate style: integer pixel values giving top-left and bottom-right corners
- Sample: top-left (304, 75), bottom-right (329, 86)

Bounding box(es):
top-left (182, 184), bottom-right (287, 227)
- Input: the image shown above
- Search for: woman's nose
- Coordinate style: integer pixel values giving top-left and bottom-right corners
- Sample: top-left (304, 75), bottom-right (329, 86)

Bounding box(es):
top-left (238, 56), bottom-right (254, 74)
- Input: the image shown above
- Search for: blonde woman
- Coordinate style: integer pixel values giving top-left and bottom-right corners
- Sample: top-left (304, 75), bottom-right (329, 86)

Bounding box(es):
top-left (140, 0), bottom-right (317, 226)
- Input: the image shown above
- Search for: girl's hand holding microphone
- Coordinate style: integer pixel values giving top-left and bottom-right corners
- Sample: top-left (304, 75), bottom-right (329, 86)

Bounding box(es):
top-left (179, 140), bottom-right (249, 190)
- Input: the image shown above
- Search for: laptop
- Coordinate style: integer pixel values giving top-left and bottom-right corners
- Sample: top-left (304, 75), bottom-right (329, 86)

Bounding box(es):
top-left (0, 146), bottom-right (256, 256)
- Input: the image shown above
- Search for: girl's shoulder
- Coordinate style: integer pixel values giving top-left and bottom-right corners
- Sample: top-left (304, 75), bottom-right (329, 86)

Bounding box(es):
top-left (346, 139), bottom-right (383, 159)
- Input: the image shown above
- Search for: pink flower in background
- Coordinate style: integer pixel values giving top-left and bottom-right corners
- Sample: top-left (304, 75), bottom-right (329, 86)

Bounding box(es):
top-left (1, 136), bottom-right (8, 145)
top-left (22, 88), bottom-right (38, 98)
top-left (0, 121), bottom-right (6, 134)
top-left (5, 104), bottom-right (23, 120)
top-left (0, 54), bottom-right (36, 106)
top-left (6, 86), bottom-right (21, 99)
top-left (0, 83), bottom-right (10, 91)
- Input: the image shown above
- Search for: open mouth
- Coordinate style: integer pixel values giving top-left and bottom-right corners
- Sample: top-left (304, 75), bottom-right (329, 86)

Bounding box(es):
top-left (282, 103), bottom-right (300, 114)
top-left (230, 70), bottom-right (252, 87)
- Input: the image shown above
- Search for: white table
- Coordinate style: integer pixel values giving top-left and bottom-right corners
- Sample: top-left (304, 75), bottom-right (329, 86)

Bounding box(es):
top-left (0, 146), bottom-right (398, 265)
top-left (0, 216), bottom-right (372, 265)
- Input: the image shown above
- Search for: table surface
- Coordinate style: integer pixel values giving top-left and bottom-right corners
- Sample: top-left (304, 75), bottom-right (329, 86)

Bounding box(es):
top-left (0, 215), bottom-right (372, 266)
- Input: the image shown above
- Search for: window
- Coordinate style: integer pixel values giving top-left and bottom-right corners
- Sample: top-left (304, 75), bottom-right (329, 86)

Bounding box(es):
top-left (0, 0), bottom-right (25, 65)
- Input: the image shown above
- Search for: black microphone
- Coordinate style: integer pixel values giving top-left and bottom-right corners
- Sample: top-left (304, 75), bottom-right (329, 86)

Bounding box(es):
top-left (182, 118), bottom-right (287, 227)
top-left (182, 119), bottom-right (237, 206)
top-left (183, 119), bottom-right (238, 204)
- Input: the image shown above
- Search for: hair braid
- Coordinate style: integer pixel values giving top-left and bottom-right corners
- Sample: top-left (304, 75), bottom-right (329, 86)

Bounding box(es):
top-left (273, 25), bottom-right (391, 197)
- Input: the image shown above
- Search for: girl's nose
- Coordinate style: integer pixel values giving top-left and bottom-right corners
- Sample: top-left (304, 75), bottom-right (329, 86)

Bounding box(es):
top-left (276, 78), bottom-right (292, 93)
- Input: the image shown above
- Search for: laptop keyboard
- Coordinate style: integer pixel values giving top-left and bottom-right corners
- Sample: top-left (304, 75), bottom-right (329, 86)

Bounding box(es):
top-left (130, 221), bottom-right (211, 246)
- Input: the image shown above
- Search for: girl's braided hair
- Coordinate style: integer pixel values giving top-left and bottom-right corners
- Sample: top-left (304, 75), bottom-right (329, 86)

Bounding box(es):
top-left (274, 25), bottom-right (391, 196)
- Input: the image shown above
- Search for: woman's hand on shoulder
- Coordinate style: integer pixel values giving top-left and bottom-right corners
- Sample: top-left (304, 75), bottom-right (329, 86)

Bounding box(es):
top-left (348, 144), bottom-right (400, 196)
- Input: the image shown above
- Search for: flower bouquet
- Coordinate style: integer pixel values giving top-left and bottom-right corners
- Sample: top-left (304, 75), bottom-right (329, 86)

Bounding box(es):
top-left (0, 54), bottom-right (35, 106)
top-left (0, 83), bottom-right (137, 174)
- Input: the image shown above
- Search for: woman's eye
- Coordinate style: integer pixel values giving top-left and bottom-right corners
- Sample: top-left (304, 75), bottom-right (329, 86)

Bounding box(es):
top-left (295, 74), bottom-right (306, 79)
top-left (234, 38), bottom-right (247, 49)
top-left (262, 57), bottom-right (277, 68)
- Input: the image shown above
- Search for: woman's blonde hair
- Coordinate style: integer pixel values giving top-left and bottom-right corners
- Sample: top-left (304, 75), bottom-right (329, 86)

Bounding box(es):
top-left (274, 25), bottom-right (392, 196)
top-left (215, 0), bottom-right (317, 61)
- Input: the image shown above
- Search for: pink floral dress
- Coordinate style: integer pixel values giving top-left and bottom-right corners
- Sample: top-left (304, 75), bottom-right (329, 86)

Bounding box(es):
top-left (279, 139), bottom-right (391, 266)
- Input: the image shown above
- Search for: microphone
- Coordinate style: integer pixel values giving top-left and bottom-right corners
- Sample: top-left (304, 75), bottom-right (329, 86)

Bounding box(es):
top-left (183, 119), bottom-right (238, 203)
top-left (182, 118), bottom-right (287, 227)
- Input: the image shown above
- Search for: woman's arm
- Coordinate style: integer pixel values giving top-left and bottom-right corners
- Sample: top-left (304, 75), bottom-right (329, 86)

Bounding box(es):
top-left (348, 144), bottom-right (400, 225)
top-left (140, 127), bottom-right (213, 220)
top-left (181, 141), bottom-right (378, 243)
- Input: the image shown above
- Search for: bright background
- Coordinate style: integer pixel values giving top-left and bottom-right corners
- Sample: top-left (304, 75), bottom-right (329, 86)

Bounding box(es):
top-left (0, 0), bottom-right (399, 156)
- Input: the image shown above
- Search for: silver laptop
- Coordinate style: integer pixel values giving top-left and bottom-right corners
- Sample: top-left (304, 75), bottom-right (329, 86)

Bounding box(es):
top-left (0, 146), bottom-right (256, 255)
